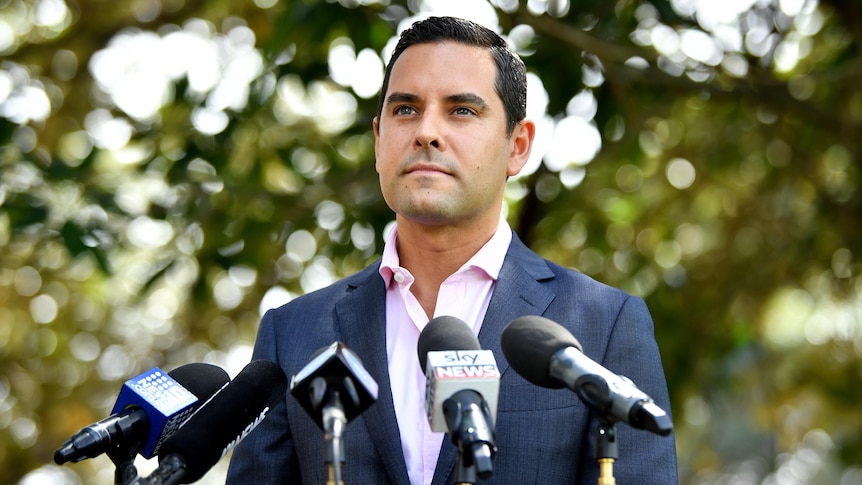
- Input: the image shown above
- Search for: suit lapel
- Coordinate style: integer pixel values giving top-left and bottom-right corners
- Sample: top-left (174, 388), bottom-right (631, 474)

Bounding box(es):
top-left (480, 235), bottom-right (557, 373)
top-left (334, 264), bottom-right (411, 485)
top-left (432, 234), bottom-right (556, 484)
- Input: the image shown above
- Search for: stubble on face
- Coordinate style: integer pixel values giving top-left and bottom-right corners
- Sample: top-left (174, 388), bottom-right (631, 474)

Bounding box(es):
top-left (391, 149), bottom-right (465, 224)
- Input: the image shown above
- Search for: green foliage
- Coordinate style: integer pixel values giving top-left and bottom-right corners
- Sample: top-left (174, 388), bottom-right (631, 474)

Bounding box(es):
top-left (1, 0), bottom-right (861, 484)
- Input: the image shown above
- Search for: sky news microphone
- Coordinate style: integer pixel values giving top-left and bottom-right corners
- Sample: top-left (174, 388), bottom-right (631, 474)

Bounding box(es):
top-left (290, 341), bottom-right (379, 485)
top-left (501, 315), bottom-right (673, 436)
top-left (417, 316), bottom-right (499, 480)
top-left (135, 359), bottom-right (287, 485)
top-left (53, 363), bottom-right (230, 465)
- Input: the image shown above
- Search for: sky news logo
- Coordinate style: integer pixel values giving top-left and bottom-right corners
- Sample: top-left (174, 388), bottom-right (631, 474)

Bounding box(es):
top-left (433, 364), bottom-right (500, 379)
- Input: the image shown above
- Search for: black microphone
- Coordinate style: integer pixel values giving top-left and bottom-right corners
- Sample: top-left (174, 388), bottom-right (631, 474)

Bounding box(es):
top-left (501, 315), bottom-right (673, 436)
top-left (53, 363), bottom-right (230, 465)
top-left (290, 342), bottom-right (379, 484)
top-left (138, 359), bottom-right (287, 485)
top-left (417, 316), bottom-right (499, 481)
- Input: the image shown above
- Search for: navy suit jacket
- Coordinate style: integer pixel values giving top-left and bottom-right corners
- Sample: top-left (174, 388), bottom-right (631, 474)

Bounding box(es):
top-left (226, 234), bottom-right (678, 484)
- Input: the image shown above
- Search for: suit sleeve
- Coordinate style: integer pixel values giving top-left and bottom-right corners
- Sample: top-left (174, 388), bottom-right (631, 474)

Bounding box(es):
top-left (226, 309), bottom-right (302, 484)
top-left (584, 294), bottom-right (679, 484)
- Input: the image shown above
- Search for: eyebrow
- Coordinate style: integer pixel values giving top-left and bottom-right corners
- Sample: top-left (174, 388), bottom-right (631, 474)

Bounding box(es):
top-left (385, 92), bottom-right (491, 111)
top-left (448, 93), bottom-right (490, 111)
top-left (385, 92), bottom-right (420, 107)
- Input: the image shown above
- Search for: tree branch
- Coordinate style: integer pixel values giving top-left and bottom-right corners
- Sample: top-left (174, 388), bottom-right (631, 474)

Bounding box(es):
top-left (513, 11), bottom-right (862, 148)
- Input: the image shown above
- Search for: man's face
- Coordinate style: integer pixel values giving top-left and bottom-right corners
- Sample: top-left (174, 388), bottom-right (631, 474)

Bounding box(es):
top-left (373, 41), bottom-right (532, 229)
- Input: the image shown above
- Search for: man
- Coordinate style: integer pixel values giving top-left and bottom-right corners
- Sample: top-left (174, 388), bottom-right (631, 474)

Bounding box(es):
top-left (227, 15), bottom-right (678, 484)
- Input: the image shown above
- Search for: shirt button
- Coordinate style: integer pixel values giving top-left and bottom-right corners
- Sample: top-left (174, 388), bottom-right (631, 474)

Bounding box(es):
top-left (394, 272), bottom-right (405, 283)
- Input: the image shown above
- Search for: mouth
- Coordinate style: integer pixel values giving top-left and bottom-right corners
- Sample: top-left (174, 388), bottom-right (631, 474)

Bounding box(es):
top-left (405, 162), bottom-right (452, 176)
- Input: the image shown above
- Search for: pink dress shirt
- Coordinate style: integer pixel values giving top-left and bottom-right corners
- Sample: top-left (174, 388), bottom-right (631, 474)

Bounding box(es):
top-left (378, 218), bottom-right (512, 485)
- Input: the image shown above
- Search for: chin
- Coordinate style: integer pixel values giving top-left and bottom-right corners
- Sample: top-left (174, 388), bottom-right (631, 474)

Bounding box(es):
top-left (398, 205), bottom-right (455, 225)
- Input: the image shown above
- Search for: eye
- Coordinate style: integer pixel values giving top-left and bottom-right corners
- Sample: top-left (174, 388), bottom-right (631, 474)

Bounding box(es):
top-left (393, 105), bottom-right (417, 116)
top-left (453, 107), bottom-right (476, 116)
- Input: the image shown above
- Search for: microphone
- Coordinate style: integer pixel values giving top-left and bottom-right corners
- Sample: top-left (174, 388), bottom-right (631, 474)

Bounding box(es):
top-left (140, 359), bottom-right (288, 485)
top-left (501, 315), bottom-right (673, 436)
top-left (289, 341), bottom-right (379, 430)
top-left (417, 316), bottom-right (499, 480)
top-left (53, 363), bottom-right (230, 465)
top-left (290, 342), bottom-right (379, 484)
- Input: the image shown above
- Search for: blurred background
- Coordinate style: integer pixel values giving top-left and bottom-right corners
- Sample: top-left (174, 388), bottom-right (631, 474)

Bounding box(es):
top-left (1, 0), bottom-right (860, 483)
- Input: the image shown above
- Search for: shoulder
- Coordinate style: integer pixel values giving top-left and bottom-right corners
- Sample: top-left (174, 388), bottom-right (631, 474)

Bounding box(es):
top-left (258, 261), bottom-right (382, 342)
top-left (253, 261), bottom-right (383, 361)
top-left (504, 235), bottom-right (651, 344)
top-left (545, 258), bottom-right (633, 304)
top-left (507, 233), bottom-right (634, 306)
top-left (269, 261), bottom-right (381, 312)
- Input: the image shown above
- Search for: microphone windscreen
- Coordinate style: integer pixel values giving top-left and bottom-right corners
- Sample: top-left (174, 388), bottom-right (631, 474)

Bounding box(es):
top-left (168, 363), bottom-right (230, 400)
top-left (500, 316), bottom-right (582, 389)
top-left (417, 316), bottom-right (481, 373)
top-left (289, 342), bottom-right (379, 429)
top-left (159, 359), bottom-right (287, 483)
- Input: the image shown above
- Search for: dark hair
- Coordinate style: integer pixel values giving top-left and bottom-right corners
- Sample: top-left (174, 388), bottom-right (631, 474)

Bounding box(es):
top-left (376, 16), bottom-right (527, 136)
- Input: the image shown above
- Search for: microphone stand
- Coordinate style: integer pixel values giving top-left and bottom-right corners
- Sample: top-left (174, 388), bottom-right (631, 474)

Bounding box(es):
top-left (322, 392), bottom-right (347, 485)
top-left (595, 418), bottom-right (618, 485)
top-left (453, 450), bottom-right (478, 485)
top-left (112, 459), bottom-right (139, 485)
top-left (443, 391), bottom-right (496, 485)
top-left (106, 438), bottom-right (141, 485)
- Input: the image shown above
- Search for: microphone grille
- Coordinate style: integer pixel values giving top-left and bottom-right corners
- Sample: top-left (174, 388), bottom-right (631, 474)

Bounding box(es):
top-left (417, 316), bottom-right (480, 373)
top-left (501, 316), bottom-right (581, 389)
top-left (167, 363), bottom-right (230, 400)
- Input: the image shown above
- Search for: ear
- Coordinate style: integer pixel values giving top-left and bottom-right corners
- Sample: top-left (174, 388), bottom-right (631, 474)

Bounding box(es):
top-left (507, 119), bottom-right (536, 177)
top-left (373, 116), bottom-right (382, 173)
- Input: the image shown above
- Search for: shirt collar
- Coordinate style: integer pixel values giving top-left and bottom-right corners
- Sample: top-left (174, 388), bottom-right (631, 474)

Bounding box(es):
top-left (379, 217), bottom-right (512, 285)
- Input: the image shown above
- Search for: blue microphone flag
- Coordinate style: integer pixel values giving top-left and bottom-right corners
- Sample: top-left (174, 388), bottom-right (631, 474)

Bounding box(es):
top-left (110, 367), bottom-right (198, 458)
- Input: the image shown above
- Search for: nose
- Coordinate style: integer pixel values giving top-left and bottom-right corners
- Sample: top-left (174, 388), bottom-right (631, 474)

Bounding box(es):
top-left (414, 112), bottom-right (444, 149)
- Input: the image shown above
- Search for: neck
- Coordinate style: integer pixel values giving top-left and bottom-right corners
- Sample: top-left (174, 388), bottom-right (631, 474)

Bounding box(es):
top-left (396, 218), bottom-right (498, 271)
top-left (394, 216), bottom-right (501, 318)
